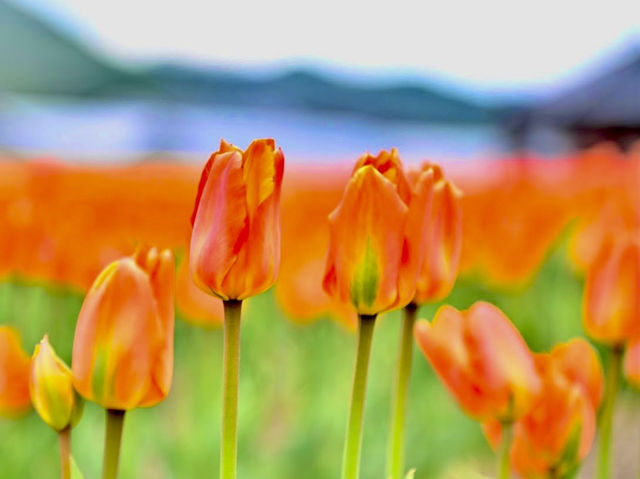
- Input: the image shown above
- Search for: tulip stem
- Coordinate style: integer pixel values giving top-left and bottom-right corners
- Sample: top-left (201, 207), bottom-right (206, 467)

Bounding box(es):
top-left (102, 409), bottom-right (125, 479)
top-left (597, 346), bottom-right (622, 479)
top-left (498, 421), bottom-right (513, 479)
top-left (221, 300), bottom-right (242, 479)
top-left (386, 303), bottom-right (418, 479)
top-left (58, 426), bottom-right (71, 479)
top-left (342, 314), bottom-right (377, 479)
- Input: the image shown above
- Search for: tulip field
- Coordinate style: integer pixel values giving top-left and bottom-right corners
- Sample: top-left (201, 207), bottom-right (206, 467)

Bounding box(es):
top-left (0, 142), bottom-right (638, 479)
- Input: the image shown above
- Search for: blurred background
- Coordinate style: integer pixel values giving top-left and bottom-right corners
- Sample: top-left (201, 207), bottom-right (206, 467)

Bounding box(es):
top-left (0, 0), bottom-right (639, 478)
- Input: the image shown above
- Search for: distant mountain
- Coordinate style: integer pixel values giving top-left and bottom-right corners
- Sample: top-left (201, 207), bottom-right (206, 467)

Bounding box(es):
top-left (0, 0), bottom-right (494, 124)
top-left (146, 65), bottom-right (494, 124)
top-left (0, 0), bottom-right (141, 96)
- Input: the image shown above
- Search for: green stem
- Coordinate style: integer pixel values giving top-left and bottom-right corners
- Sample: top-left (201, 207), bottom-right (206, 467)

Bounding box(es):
top-left (498, 422), bottom-right (513, 479)
top-left (221, 300), bottom-right (242, 479)
top-left (342, 314), bottom-right (377, 479)
top-left (102, 409), bottom-right (125, 479)
top-left (386, 303), bottom-right (418, 479)
top-left (597, 347), bottom-right (622, 479)
top-left (58, 426), bottom-right (71, 479)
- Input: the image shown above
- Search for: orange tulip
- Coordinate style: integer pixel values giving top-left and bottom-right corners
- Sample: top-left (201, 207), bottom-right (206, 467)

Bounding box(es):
top-left (409, 163), bottom-right (463, 304)
top-left (548, 338), bottom-right (603, 408)
top-left (583, 236), bottom-right (640, 345)
top-left (30, 335), bottom-right (83, 431)
top-left (0, 326), bottom-right (31, 417)
top-left (624, 336), bottom-right (640, 388)
top-left (190, 139), bottom-right (285, 301)
top-left (323, 150), bottom-right (433, 315)
top-left (72, 246), bottom-right (175, 410)
top-left (414, 301), bottom-right (541, 422)
top-left (484, 339), bottom-right (603, 478)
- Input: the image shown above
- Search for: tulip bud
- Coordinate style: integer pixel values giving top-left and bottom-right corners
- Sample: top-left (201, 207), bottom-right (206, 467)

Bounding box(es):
top-left (0, 326), bottom-right (31, 417)
top-left (29, 335), bottom-right (83, 431)
top-left (72, 246), bottom-right (175, 410)
top-left (583, 237), bottom-right (640, 345)
top-left (323, 150), bottom-right (432, 315)
top-left (409, 163), bottom-right (463, 304)
top-left (414, 301), bottom-right (541, 422)
top-left (484, 339), bottom-right (603, 478)
top-left (190, 139), bottom-right (285, 301)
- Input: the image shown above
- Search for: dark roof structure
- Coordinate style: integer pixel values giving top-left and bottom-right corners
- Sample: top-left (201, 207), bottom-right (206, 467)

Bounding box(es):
top-left (531, 51), bottom-right (640, 129)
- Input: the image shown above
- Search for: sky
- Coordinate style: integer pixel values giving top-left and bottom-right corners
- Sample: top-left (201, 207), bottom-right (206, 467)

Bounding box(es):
top-left (15, 0), bottom-right (640, 95)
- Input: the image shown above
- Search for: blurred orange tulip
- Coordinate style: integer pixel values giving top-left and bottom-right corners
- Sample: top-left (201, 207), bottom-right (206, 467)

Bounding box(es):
top-left (548, 338), bottom-right (603, 408)
top-left (72, 246), bottom-right (175, 410)
top-left (583, 237), bottom-right (640, 345)
top-left (0, 326), bottom-right (31, 417)
top-left (323, 150), bottom-right (432, 315)
top-left (30, 335), bottom-right (83, 431)
top-left (484, 339), bottom-right (603, 478)
top-left (624, 336), bottom-right (640, 388)
top-left (409, 163), bottom-right (463, 304)
top-left (414, 301), bottom-right (541, 422)
top-left (190, 139), bottom-right (285, 301)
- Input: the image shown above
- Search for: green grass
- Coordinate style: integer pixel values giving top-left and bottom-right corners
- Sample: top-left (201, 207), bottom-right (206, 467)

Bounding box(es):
top-left (0, 240), bottom-right (589, 478)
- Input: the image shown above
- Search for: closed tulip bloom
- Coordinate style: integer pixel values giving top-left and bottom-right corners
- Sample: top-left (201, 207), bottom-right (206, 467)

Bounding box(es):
top-left (0, 326), bottom-right (31, 417)
top-left (414, 301), bottom-right (541, 422)
top-left (510, 376), bottom-right (597, 478)
top-left (485, 340), bottom-right (603, 478)
top-left (30, 335), bottom-right (83, 431)
top-left (624, 336), bottom-right (640, 388)
top-left (72, 246), bottom-right (175, 410)
top-left (190, 139), bottom-right (285, 301)
top-left (323, 151), bottom-right (433, 315)
top-left (583, 237), bottom-right (640, 345)
top-left (409, 163), bottom-right (463, 304)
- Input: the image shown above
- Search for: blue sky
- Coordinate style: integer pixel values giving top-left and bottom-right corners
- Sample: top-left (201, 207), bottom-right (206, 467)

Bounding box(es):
top-left (16, 0), bottom-right (640, 97)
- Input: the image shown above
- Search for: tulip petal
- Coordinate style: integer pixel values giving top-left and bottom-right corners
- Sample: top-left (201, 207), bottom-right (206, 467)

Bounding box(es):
top-left (190, 151), bottom-right (248, 300)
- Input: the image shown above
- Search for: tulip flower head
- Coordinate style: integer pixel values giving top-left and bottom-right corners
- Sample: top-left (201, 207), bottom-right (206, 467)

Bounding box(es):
top-left (485, 339), bottom-right (603, 478)
top-left (323, 149), bottom-right (434, 315)
top-left (0, 326), bottom-right (31, 417)
top-left (30, 335), bottom-right (83, 431)
top-left (583, 237), bottom-right (640, 345)
top-left (409, 163), bottom-right (463, 304)
top-left (415, 301), bottom-right (541, 422)
top-left (190, 139), bottom-right (285, 301)
top-left (72, 246), bottom-right (175, 410)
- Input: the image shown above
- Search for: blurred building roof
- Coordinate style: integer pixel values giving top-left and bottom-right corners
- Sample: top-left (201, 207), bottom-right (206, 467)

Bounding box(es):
top-left (503, 49), bottom-right (640, 151)
top-left (531, 51), bottom-right (640, 128)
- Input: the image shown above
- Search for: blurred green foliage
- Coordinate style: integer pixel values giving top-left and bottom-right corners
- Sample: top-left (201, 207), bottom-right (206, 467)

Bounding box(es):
top-left (0, 240), bottom-right (594, 478)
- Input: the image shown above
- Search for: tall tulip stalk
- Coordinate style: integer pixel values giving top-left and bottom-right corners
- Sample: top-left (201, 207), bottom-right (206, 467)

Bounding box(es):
top-left (582, 237), bottom-right (639, 479)
top-left (72, 246), bottom-right (175, 479)
top-left (386, 162), bottom-right (462, 479)
top-left (323, 150), bottom-right (428, 479)
top-left (190, 139), bottom-right (284, 479)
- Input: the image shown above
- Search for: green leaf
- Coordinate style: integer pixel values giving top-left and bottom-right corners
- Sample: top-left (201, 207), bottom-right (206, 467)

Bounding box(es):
top-left (70, 457), bottom-right (84, 479)
top-left (404, 469), bottom-right (416, 479)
